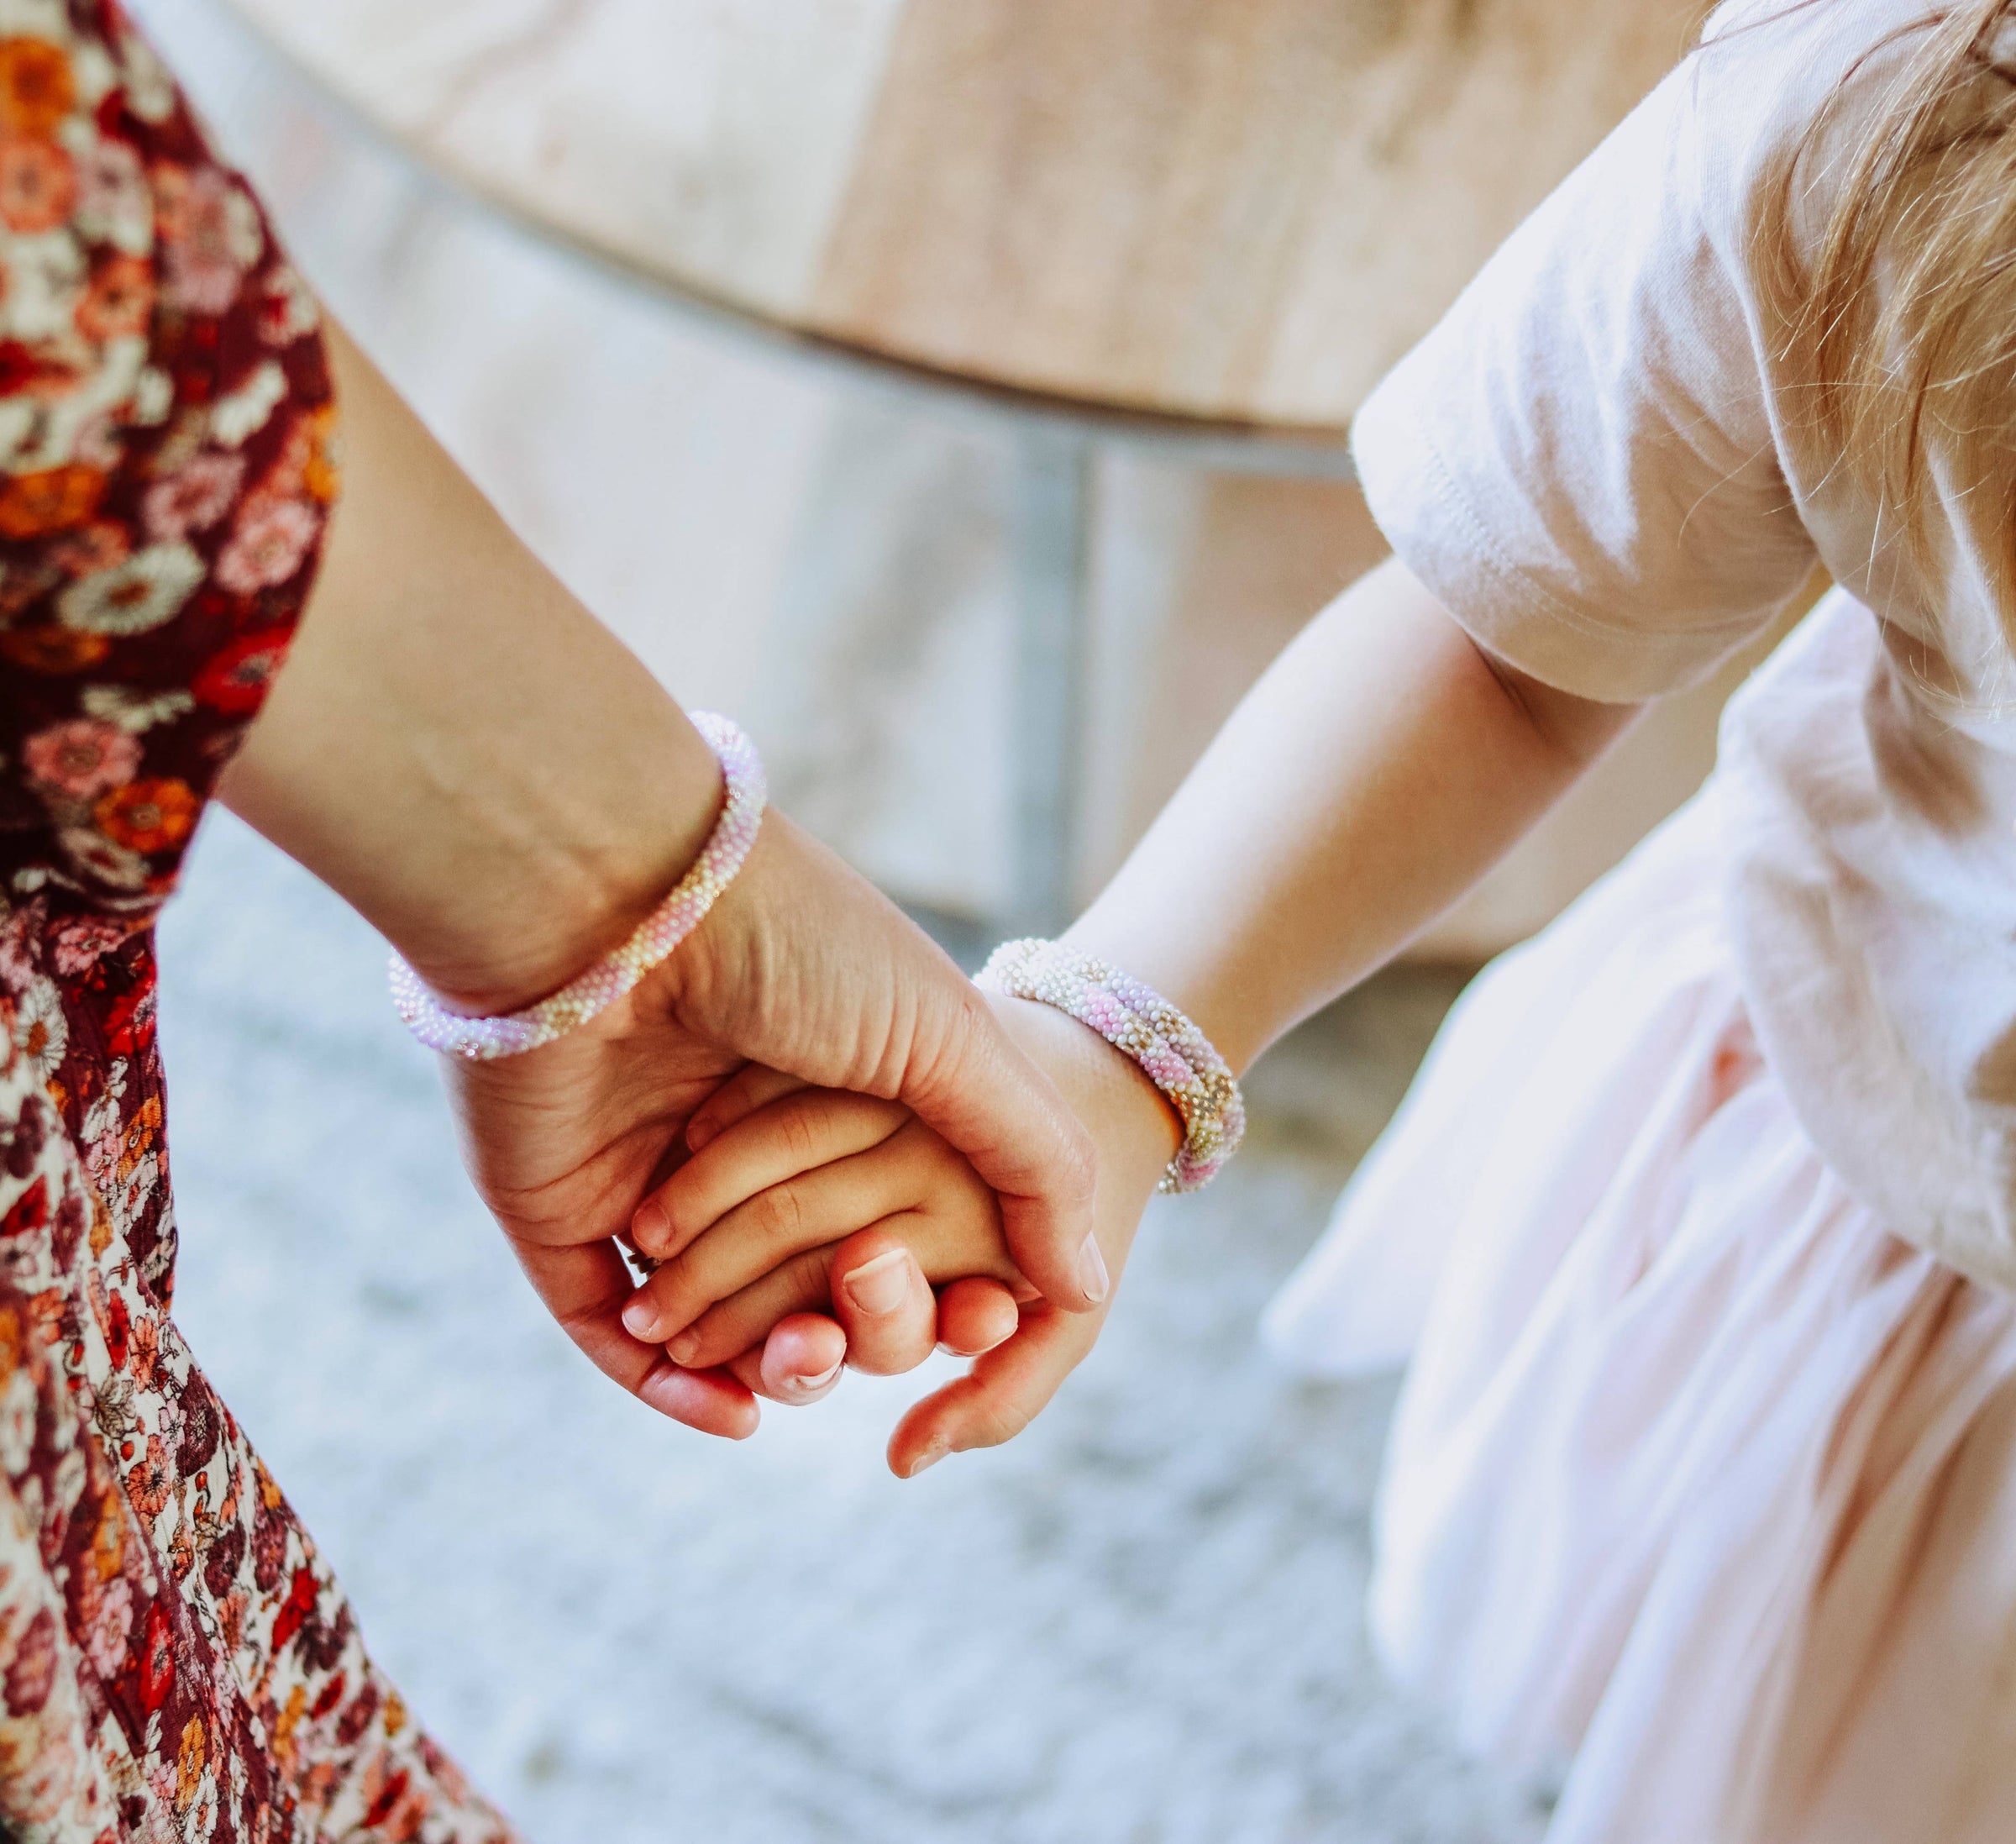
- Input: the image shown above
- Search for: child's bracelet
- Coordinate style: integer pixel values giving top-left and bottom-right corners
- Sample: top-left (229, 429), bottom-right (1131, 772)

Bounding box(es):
top-left (388, 712), bottom-right (766, 1061)
top-left (975, 939), bottom-right (1246, 1194)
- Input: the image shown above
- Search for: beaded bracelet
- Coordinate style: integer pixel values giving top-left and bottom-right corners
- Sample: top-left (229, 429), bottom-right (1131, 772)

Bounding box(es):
top-left (389, 712), bottom-right (766, 1060)
top-left (976, 938), bottom-right (1246, 1194)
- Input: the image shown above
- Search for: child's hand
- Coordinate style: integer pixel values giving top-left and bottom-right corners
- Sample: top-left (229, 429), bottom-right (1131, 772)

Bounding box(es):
top-left (626, 992), bottom-right (1184, 1474)
top-left (620, 1081), bottom-right (1036, 1372)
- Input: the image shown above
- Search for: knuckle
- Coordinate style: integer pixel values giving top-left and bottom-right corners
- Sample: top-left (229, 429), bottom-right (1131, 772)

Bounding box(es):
top-left (726, 1250), bottom-right (834, 1347)
top-left (646, 1265), bottom-right (697, 1326)
top-left (657, 1190), bottom-right (703, 1245)
top-left (554, 1296), bottom-right (612, 1342)
top-left (969, 1397), bottom-right (1034, 1448)
top-left (775, 1103), bottom-right (821, 1165)
top-left (1058, 1126), bottom-right (1098, 1210)
top-left (895, 981), bottom-right (983, 1110)
top-left (738, 1248), bottom-right (831, 1320)
top-left (676, 1308), bottom-right (727, 1362)
top-left (690, 1309), bottom-right (760, 1371)
top-left (786, 1244), bottom-right (836, 1301)
top-left (749, 1182), bottom-right (807, 1245)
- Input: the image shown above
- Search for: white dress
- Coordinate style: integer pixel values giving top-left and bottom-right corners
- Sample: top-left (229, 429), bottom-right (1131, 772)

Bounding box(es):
top-left (1273, 3), bottom-right (2016, 1830)
top-left (1266, 782), bottom-right (2016, 1844)
top-left (1273, 0), bottom-right (2016, 1829)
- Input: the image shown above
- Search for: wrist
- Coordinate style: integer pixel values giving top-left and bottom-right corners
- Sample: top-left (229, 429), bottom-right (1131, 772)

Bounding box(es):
top-left (339, 707), bottom-right (727, 1017)
top-left (1053, 911), bottom-right (1262, 1078)
top-left (466, 728), bottom-right (726, 1015)
top-left (987, 994), bottom-right (1180, 1206)
top-left (391, 713), bottom-right (766, 1059)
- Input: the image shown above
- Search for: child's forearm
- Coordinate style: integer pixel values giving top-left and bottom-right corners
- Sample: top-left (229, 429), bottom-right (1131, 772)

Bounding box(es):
top-left (1066, 557), bottom-right (1637, 1072)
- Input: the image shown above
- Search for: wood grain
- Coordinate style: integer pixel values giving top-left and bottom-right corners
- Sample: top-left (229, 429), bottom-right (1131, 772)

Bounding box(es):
top-left (228, 0), bottom-right (1696, 428)
top-left (811, 0), bottom-right (1699, 424)
top-left (223, 0), bottom-right (909, 318)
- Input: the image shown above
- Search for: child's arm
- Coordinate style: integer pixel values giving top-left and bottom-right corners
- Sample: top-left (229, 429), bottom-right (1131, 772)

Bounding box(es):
top-left (1062, 553), bottom-right (1636, 1074)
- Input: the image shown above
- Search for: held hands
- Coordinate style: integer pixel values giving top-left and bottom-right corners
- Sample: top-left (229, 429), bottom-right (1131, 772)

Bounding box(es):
top-left (445, 812), bottom-right (1109, 1442)
top-left (623, 994), bottom-right (1182, 1476)
top-left (240, 320), bottom-right (1609, 1481)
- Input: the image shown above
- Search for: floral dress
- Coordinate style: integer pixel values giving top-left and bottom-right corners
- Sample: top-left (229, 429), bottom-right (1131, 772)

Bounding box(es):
top-left (0, 5), bottom-right (519, 1840)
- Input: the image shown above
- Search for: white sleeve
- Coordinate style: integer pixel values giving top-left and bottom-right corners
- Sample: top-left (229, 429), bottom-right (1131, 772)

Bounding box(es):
top-left (1350, 41), bottom-right (1819, 701)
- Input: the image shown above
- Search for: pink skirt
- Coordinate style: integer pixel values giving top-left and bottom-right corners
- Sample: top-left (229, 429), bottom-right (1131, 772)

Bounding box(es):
top-left (1265, 787), bottom-right (2016, 1844)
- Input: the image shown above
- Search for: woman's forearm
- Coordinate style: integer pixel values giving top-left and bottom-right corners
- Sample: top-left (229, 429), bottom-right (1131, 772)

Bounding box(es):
top-left (219, 320), bottom-right (1105, 1319)
top-left (1066, 557), bottom-right (1639, 1073)
top-left (217, 323), bottom-right (724, 1013)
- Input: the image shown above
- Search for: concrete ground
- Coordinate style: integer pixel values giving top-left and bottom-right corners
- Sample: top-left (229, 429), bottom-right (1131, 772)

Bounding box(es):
top-left (154, 813), bottom-right (1548, 1844)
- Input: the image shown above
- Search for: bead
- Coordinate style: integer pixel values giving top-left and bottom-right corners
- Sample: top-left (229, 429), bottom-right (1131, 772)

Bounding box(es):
top-left (975, 938), bottom-right (1246, 1194)
top-left (388, 712), bottom-right (767, 1061)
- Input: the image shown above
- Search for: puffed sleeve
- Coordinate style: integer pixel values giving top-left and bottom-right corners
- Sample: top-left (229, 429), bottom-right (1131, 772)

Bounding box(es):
top-left (1350, 11), bottom-right (1823, 701)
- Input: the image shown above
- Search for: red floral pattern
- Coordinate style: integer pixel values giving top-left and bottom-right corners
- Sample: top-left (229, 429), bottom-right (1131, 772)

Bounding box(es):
top-left (0, 5), bottom-right (519, 1840)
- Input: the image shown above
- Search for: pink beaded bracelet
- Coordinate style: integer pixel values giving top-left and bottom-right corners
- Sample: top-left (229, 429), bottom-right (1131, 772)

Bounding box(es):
top-left (389, 712), bottom-right (767, 1060)
top-left (976, 938), bottom-right (1246, 1193)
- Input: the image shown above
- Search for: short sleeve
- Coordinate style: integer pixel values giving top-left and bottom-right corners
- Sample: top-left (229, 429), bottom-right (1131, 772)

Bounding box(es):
top-left (1350, 34), bottom-right (1819, 702)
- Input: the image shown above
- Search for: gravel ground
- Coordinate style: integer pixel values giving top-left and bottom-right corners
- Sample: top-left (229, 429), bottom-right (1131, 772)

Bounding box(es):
top-left (152, 811), bottom-right (1546, 1844)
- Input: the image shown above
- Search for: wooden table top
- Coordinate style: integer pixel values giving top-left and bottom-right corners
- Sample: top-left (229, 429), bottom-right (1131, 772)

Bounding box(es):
top-left (226, 0), bottom-right (1698, 436)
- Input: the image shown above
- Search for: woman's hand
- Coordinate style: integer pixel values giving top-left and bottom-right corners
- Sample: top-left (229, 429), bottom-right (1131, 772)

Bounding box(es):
top-left (446, 810), bottom-right (1091, 1436)
top-left (664, 992), bottom-right (1182, 1474)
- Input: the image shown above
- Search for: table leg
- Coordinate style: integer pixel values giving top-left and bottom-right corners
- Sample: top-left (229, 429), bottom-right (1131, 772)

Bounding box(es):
top-left (1008, 426), bottom-right (1093, 938)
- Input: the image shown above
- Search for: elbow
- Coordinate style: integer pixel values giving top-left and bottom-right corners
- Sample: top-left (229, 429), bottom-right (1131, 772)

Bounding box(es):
top-left (1472, 639), bottom-right (1643, 775)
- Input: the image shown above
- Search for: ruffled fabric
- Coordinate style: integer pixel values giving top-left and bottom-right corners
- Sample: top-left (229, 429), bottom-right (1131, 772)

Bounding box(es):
top-left (1267, 787), bottom-right (2016, 1844)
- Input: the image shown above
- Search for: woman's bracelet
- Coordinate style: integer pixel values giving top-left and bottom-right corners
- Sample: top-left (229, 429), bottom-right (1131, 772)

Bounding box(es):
top-left (389, 712), bottom-right (766, 1060)
top-left (975, 939), bottom-right (1246, 1193)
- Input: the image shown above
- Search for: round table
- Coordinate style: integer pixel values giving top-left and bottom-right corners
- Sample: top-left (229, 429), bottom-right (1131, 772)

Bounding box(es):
top-left (222, 0), bottom-right (1701, 930)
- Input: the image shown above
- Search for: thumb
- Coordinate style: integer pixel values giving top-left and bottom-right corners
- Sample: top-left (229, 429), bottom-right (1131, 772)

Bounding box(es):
top-left (900, 986), bottom-right (1105, 1315)
top-left (884, 1303), bottom-right (1103, 1479)
top-left (668, 815), bottom-right (1101, 1311)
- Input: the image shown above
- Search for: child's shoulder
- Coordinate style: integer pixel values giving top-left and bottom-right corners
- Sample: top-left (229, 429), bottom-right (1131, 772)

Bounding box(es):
top-left (1661, 0), bottom-right (1971, 268)
top-left (1693, 0), bottom-right (1945, 75)
top-left (1690, 0), bottom-right (1966, 172)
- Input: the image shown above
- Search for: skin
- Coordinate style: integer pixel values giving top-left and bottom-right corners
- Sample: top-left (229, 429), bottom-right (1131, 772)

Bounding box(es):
top-left (632, 996), bottom-right (1177, 1475)
top-left (214, 321), bottom-right (1103, 1437)
top-left (628, 555), bottom-right (1641, 1474)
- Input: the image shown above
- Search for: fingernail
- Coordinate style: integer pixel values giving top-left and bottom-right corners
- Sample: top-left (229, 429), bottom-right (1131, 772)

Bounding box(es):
top-left (633, 1199), bottom-right (669, 1252)
top-left (666, 1330), bottom-right (701, 1366)
top-left (842, 1248), bottom-right (913, 1317)
top-left (686, 1118), bottom-right (717, 1153)
top-left (622, 1296), bottom-right (661, 1341)
top-left (789, 1359), bottom-right (843, 1394)
top-left (1078, 1235), bottom-right (1110, 1304)
top-left (906, 1442), bottom-right (949, 1478)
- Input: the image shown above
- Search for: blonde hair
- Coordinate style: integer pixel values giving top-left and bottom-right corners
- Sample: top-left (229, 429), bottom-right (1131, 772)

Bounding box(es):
top-left (1753, 1), bottom-right (2016, 633)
